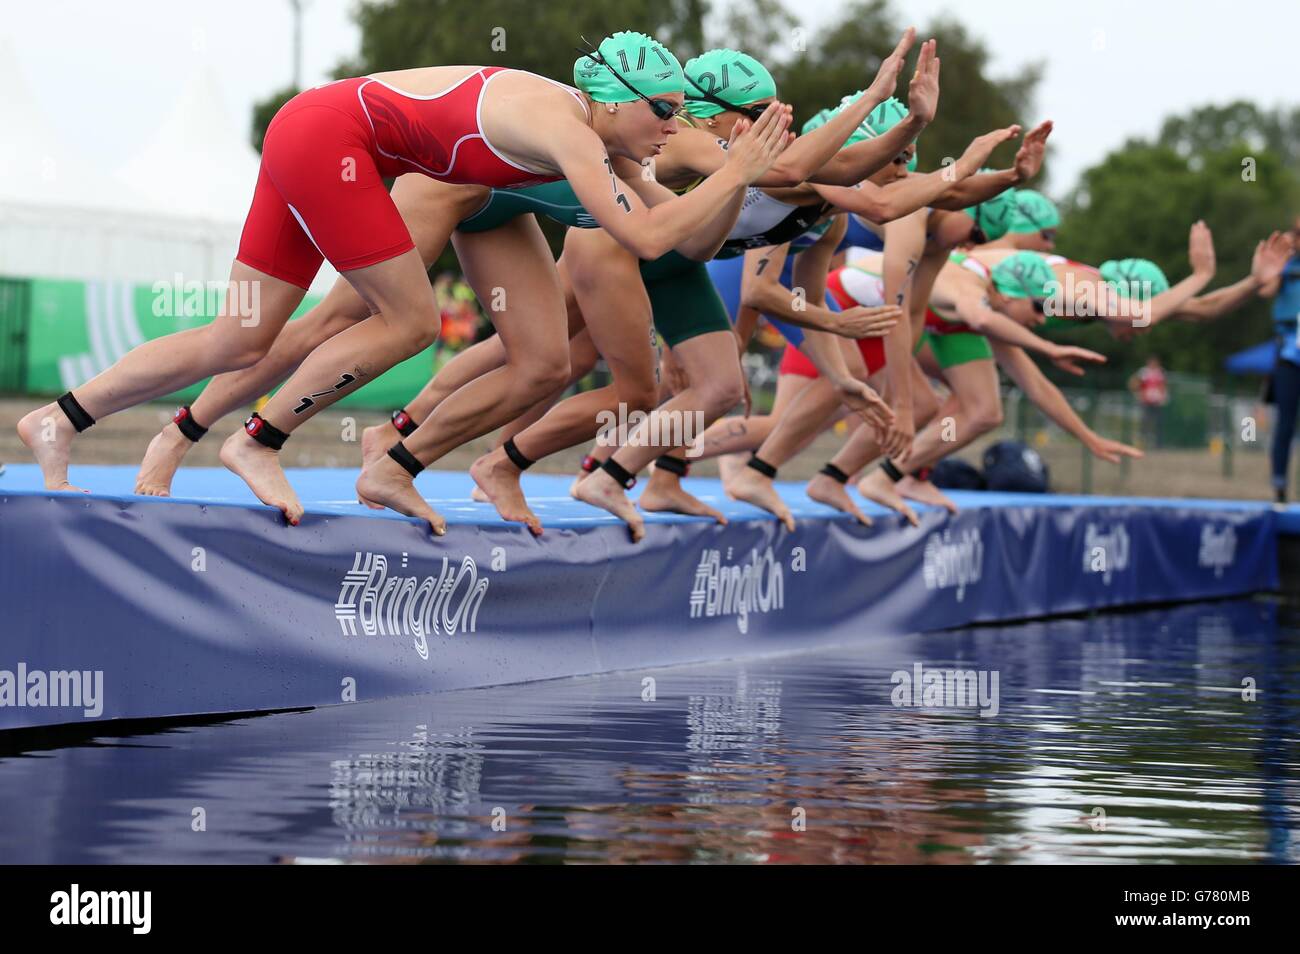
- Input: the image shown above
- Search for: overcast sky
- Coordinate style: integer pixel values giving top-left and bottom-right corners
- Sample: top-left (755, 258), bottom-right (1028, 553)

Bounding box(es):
top-left (8, 0), bottom-right (1298, 196)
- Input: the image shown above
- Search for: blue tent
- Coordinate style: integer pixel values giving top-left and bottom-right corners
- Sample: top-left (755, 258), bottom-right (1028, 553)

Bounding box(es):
top-left (1224, 340), bottom-right (1277, 375)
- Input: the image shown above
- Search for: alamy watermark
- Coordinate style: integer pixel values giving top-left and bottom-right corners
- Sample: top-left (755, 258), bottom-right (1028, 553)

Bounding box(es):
top-left (891, 662), bottom-right (1000, 717)
top-left (151, 273), bottom-right (261, 327)
top-left (1043, 275), bottom-right (1154, 328)
top-left (596, 403), bottom-right (707, 458)
top-left (0, 664), bottom-right (103, 718)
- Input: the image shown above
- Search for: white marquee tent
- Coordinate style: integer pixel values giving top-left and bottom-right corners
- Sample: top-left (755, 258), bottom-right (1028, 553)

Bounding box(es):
top-left (0, 44), bottom-right (337, 294)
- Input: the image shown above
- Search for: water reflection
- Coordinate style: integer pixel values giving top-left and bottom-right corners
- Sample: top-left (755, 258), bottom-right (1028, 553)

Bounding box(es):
top-left (0, 599), bottom-right (1295, 864)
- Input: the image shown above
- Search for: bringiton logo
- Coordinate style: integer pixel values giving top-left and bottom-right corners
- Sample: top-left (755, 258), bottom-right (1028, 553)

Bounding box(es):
top-left (1198, 524), bottom-right (1237, 578)
top-left (922, 528), bottom-right (984, 602)
top-left (689, 547), bottom-right (784, 634)
top-left (335, 552), bottom-right (490, 660)
top-left (1082, 522), bottom-right (1130, 584)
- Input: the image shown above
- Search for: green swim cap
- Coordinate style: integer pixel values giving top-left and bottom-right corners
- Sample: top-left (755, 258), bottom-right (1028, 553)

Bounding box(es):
top-left (824, 94), bottom-right (917, 171)
top-left (683, 49), bottom-right (776, 118)
top-left (964, 178), bottom-right (1018, 241)
top-left (800, 109), bottom-right (833, 135)
top-left (1100, 258), bottom-right (1170, 300)
top-left (573, 32), bottom-right (684, 104)
top-left (1007, 189), bottom-right (1061, 233)
top-left (859, 96), bottom-right (910, 137)
top-left (991, 251), bottom-right (1056, 300)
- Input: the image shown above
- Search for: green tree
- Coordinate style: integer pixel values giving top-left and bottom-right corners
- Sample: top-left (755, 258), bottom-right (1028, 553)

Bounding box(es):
top-left (770, 0), bottom-right (1043, 179)
top-left (1052, 121), bottom-right (1300, 379)
top-left (253, 0), bottom-right (714, 151)
top-left (249, 85), bottom-right (300, 154)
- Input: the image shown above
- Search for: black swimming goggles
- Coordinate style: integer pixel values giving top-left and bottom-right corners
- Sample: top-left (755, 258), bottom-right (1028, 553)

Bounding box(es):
top-left (684, 74), bottom-right (769, 122)
top-left (575, 39), bottom-right (684, 120)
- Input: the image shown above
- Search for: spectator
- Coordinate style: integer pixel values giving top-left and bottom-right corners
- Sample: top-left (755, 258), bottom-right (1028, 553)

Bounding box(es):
top-left (1260, 215), bottom-right (1300, 502)
top-left (1129, 355), bottom-right (1169, 449)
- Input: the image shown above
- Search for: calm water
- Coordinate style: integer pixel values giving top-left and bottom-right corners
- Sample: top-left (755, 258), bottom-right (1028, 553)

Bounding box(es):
top-left (1, 599), bottom-right (1297, 864)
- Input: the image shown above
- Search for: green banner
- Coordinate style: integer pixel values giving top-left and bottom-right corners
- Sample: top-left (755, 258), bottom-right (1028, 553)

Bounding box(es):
top-left (18, 277), bottom-right (440, 409)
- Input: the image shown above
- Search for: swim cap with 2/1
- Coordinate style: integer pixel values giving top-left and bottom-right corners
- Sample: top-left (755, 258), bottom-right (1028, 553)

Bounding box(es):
top-left (684, 49), bottom-right (776, 117)
top-left (573, 31), bottom-right (684, 104)
top-left (991, 250), bottom-right (1056, 300)
top-left (1007, 189), bottom-right (1060, 233)
top-left (1100, 258), bottom-right (1170, 300)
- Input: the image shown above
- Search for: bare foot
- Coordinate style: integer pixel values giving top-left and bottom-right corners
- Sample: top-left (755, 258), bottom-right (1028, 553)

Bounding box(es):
top-left (135, 422), bottom-right (193, 496)
top-left (639, 469), bottom-right (727, 525)
top-left (469, 485), bottom-right (490, 503)
top-left (806, 473), bottom-right (872, 528)
top-left (355, 456), bottom-right (446, 534)
top-left (469, 448), bottom-right (541, 535)
top-left (897, 476), bottom-right (959, 514)
top-left (219, 431), bottom-right (305, 525)
top-left (17, 403), bottom-right (87, 492)
top-left (726, 464), bottom-right (795, 532)
top-left (856, 469), bottom-right (920, 527)
top-left (716, 452), bottom-right (748, 499)
top-left (569, 469), bottom-right (593, 499)
top-left (360, 421), bottom-right (401, 468)
top-left (572, 468), bottom-right (645, 542)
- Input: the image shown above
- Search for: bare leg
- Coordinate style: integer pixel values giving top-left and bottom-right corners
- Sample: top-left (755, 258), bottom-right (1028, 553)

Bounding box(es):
top-left (222, 247), bottom-right (446, 524)
top-left (137, 297), bottom-right (359, 495)
top-left (141, 175), bottom-right (481, 495)
top-left (723, 340), bottom-right (869, 530)
top-left (20, 261), bottom-right (303, 491)
top-left (472, 230), bottom-right (657, 530)
top-left (575, 330), bottom-right (743, 541)
top-left (857, 358), bottom-right (1001, 517)
top-left (356, 217), bottom-right (570, 531)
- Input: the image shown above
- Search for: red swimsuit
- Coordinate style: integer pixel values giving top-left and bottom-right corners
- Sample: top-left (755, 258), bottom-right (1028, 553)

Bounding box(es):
top-left (777, 267), bottom-right (888, 380)
top-left (237, 67), bottom-right (584, 289)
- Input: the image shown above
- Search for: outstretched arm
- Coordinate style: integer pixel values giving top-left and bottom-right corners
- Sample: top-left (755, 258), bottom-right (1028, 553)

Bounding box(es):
top-left (814, 124), bottom-right (1020, 223)
top-left (992, 341), bottom-right (1142, 463)
top-left (954, 290), bottom-right (1105, 375)
top-left (617, 157), bottom-right (748, 261)
top-left (930, 120), bottom-right (1052, 209)
top-left (554, 104), bottom-right (791, 260)
top-left (1176, 231), bottom-right (1292, 320)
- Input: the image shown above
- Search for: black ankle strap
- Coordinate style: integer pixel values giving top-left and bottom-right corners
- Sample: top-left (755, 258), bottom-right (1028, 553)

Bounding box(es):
top-left (503, 437), bottom-right (534, 471)
top-left (243, 412), bottom-right (289, 450)
top-left (390, 408), bottom-right (418, 437)
top-left (879, 457), bottom-right (905, 482)
top-left (819, 462), bottom-right (849, 484)
top-left (601, 457), bottom-right (637, 490)
top-left (746, 454), bottom-right (777, 480)
top-left (172, 405), bottom-right (208, 442)
top-left (654, 455), bottom-right (689, 477)
top-left (57, 392), bottom-right (95, 432)
top-left (579, 454), bottom-right (600, 474)
top-left (387, 441), bottom-right (425, 477)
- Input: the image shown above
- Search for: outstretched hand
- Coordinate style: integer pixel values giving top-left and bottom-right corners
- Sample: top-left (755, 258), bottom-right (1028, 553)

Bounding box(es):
top-left (724, 100), bottom-right (795, 184)
top-left (1051, 343), bottom-right (1106, 376)
top-left (1252, 230), bottom-right (1291, 286)
top-left (835, 304), bottom-right (901, 339)
top-left (1188, 219), bottom-right (1215, 277)
top-left (905, 38), bottom-right (940, 125)
top-left (864, 27), bottom-right (917, 104)
top-left (1013, 120), bottom-right (1053, 182)
top-left (1090, 435), bottom-right (1144, 465)
top-left (958, 125), bottom-right (1021, 177)
top-left (836, 378), bottom-right (896, 438)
